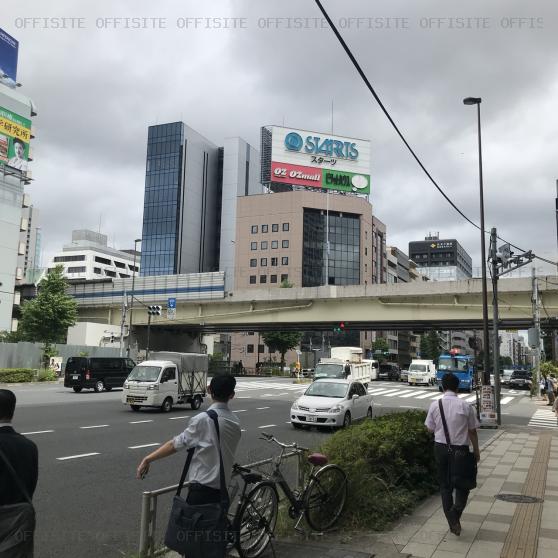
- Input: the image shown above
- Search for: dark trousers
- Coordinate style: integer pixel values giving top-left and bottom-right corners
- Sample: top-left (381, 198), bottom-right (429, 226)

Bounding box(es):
top-left (186, 483), bottom-right (221, 505)
top-left (435, 443), bottom-right (470, 525)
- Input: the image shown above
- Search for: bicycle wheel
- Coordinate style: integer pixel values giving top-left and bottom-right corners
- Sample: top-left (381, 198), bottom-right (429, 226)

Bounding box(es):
top-left (235, 481), bottom-right (279, 558)
top-left (304, 464), bottom-right (348, 532)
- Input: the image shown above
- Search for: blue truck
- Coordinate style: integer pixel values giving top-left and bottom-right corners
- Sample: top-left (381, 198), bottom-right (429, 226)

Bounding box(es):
top-left (436, 353), bottom-right (476, 393)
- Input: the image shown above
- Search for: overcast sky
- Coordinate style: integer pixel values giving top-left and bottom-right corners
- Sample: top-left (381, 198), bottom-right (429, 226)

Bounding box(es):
top-left (3, 0), bottom-right (558, 276)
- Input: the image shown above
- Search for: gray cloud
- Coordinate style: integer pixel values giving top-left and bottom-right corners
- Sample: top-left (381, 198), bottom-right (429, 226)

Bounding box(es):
top-left (2, 0), bottom-right (557, 273)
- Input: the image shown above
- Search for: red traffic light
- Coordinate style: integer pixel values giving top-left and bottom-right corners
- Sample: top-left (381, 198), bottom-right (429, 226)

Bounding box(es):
top-left (339, 322), bottom-right (345, 329)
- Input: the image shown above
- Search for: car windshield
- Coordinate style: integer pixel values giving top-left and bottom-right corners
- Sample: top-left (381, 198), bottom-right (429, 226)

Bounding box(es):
top-left (512, 371), bottom-right (530, 378)
top-left (127, 366), bottom-right (161, 382)
top-left (313, 364), bottom-right (343, 378)
top-left (438, 357), bottom-right (468, 372)
top-left (304, 382), bottom-right (348, 398)
top-left (409, 364), bottom-right (426, 372)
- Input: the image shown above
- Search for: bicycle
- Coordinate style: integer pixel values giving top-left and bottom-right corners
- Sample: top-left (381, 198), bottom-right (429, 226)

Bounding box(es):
top-left (228, 433), bottom-right (348, 558)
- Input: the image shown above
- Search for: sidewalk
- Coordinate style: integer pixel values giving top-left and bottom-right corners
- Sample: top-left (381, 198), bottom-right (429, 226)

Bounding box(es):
top-left (165, 424), bottom-right (558, 558)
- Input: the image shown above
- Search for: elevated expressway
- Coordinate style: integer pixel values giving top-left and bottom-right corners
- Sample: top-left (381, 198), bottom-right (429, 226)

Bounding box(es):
top-left (75, 276), bottom-right (558, 333)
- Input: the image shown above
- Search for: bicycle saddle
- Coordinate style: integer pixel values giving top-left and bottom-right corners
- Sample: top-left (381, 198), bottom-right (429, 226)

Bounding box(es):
top-left (243, 472), bottom-right (263, 484)
top-left (307, 453), bottom-right (328, 466)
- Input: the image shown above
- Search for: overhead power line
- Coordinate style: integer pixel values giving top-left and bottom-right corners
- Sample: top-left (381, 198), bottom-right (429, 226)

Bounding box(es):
top-left (313, 0), bottom-right (557, 268)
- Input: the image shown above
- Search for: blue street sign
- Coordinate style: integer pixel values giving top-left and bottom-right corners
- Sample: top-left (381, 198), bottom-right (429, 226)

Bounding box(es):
top-left (167, 297), bottom-right (176, 309)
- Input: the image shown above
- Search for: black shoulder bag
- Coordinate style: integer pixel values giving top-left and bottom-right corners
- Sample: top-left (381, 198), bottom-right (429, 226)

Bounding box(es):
top-left (164, 410), bottom-right (230, 558)
top-left (438, 400), bottom-right (477, 491)
top-left (0, 446), bottom-right (36, 558)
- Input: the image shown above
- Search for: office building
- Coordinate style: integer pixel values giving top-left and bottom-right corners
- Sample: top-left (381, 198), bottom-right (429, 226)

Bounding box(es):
top-left (17, 201), bottom-right (41, 281)
top-left (48, 229), bottom-right (140, 281)
top-left (0, 82), bottom-right (36, 332)
top-left (409, 234), bottom-right (472, 281)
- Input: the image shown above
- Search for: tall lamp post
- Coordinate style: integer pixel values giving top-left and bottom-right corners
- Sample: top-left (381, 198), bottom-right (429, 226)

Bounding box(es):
top-left (126, 238), bottom-right (142, 357)
top-left (463, 97), bottom-right (491, 385)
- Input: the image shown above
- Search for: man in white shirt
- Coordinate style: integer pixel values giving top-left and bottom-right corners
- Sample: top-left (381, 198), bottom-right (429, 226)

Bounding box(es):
top-left (425, 373), bottom-right (480, 536)
top-left (136, 375), bottom-right (241, 505)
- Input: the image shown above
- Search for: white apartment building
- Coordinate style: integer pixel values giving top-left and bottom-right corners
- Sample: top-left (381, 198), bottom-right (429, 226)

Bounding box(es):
top-left (49, 230), bottom-right (140, 281)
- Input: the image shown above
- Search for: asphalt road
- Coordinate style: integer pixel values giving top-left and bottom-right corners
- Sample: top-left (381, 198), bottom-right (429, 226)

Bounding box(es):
top-left (6, 377), bottom-right (542, 558)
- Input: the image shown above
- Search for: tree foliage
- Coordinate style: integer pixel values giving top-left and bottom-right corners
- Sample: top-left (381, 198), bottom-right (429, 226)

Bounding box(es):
top-left (372, 337), bottom-right (389, 361)
top-left (262, 331), bottom-right (302, 370)
top-left (420, 330), bottom-right (443, 361)
top-left (18, 265), bottom-right (78, 350)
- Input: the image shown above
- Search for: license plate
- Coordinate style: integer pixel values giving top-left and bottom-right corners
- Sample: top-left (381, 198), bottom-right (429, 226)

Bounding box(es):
top-left (72, 375), bottom-right (79, 380)
top-left (306, 416), bottom-right (317, 422)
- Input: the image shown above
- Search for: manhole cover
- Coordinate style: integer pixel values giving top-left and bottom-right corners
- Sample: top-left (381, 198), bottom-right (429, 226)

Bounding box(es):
top-left (495, 494), bottom-right (543, 503)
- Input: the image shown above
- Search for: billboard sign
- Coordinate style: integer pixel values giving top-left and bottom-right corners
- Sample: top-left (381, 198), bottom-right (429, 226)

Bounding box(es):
top-left (0, 106), bottom-right (31, 173)
top-left (268, 126), bottom-right (371, 194)
top-left (0, 28), bottom-right (19, 87)
top-left (480, 385), bottom-right (497, 427)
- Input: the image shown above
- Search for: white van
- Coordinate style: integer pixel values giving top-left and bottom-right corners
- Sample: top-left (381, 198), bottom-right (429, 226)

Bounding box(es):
top-left (408, 360), bottom-right (436, 386)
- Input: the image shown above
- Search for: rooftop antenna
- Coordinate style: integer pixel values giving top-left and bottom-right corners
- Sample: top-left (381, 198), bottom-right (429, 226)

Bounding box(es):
top-left (98, 214), bottom-right (102, 234)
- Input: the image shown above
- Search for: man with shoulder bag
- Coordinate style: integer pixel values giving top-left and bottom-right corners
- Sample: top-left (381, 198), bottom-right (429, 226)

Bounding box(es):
top-left (0, 389), bottom-right (39, 558)
top-left (137, 375), bottom-right (241, 558)
top-left (425, 373), bottom-right (480, 536)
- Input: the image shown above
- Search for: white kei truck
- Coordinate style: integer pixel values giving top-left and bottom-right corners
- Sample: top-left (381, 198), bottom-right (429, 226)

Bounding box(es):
top-left (407, 359), bottom-right (437, 386)
top-left (121, 351), bottom-right (208, 413)
top-left (313, 347), bottom-right (375, 386)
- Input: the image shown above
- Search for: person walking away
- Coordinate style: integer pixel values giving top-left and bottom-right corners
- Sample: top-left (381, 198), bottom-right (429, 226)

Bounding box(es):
top-left (137, 375), bottom-right (241, 555)
top-left (344, 360), bottom-right (351, 379)
top-left (546, 375), bottom-right (556, 406)
top-left (425, 373), bottom-right (480, 536)
top-left (541, 375), bottom-right (547, 400)
top-left (0, 389), bottom-right (39, 557)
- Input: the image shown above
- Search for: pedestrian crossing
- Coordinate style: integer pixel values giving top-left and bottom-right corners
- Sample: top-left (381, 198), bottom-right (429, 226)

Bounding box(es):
top-left (528, 408), bottom-right (558, 429)
top-left (235, 381), bottom-right (307, 393)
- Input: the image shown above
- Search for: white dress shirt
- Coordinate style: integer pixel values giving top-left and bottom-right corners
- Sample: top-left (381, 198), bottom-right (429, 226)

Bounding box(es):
top-left (173, 402), bottom-right (241, 490)
top-left (425, 391), bottom-right (480, 446)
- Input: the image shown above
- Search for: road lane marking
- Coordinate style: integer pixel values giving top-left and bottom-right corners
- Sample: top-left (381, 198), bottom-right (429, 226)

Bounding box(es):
top-left (369, 389), bottom-right (402, 396)
top-left (464, 395), bottom-right (477, 402)
top-left (241, 429), bottom-right (247, 432)
top-left (233, 410), bottom-right (247, 413)
top-left (400, 405), bottom-right (419, 409)
top-left (400, 390), bottom-right (426, 398)
top-left (80, 425), bottom-right (109, 429)
top-left (500, 397), bottom-right (514, 405)
top-left (415, 392), bottom-right (438, 399)
top-left (256, 407), bottom-right (270, 410)
top-left (237, 396), bottom-right (249, 399)
top-left (368, 388), bottom-right (391, 394)
top-left (128, 443), bottom-right (160, 449)
top-left (431, 394), bottom-right (444, 400)
top-left (278, 392), bottom-right (288, 396)
top-left (384, 390), bottom-right (414, 397)
top-left (21, 430), bottom-right (54, 435)
top-left (168, 416), bottom-right (190, 420)
top-left (258, 424), bottom-right (276, 429)
top-left (129, 420), bottom-right (153, 424)
top-left (458, 394), bottom-right (469, 399)
top-left (57, 452), bottom-right (100, 461)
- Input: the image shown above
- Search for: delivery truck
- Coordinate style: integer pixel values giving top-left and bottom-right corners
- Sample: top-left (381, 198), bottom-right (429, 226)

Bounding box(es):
top-left (121, 351), bottom-right (208, 412)
top-left (313, 347), bottom-right (374, 385)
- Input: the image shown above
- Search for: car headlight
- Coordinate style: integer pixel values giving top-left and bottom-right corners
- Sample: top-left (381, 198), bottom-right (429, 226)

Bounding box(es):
top-left (291, 401), bottom-right (299, 410)
top-left (147, 384), bottom-right (159, 391)
top-left (124, 381), bottom-right (129, 389)
top-left (329, 406), bottom-right (343, 413)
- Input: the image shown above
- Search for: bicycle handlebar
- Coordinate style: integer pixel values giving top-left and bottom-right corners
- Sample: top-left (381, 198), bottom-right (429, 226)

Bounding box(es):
top-left (259, 432), bottom-right (309, 452)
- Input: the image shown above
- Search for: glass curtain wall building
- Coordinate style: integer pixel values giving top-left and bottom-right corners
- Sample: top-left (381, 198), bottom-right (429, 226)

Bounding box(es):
top-left (302, 208), bottom-right (360, 287)
top-left (141, 122), bottom-right (183, 276)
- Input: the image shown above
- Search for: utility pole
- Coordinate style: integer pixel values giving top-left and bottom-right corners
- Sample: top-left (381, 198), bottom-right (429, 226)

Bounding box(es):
top-left (532, 269), bottom-right (541, 394)
top-left (490, 229), bottom-right (502, 425)
top-left (119, 289), bottom-right (127, 357)
top-left (146, 305), bottom-right (161, 361)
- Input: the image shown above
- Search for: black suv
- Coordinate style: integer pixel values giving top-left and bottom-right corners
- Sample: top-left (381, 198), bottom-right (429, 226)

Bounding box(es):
top-left (508, 370), bottom-right (532, 390)
top-left (64, 357), bottom-right (136, 393)
top-left (378, 362), bottom-right (401, 381)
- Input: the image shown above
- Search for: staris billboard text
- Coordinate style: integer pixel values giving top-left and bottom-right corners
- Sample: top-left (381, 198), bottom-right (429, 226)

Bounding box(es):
top-left (269, 126), bottom-right (371, 194)
top-left (0, 106), bottom-right (31, 173)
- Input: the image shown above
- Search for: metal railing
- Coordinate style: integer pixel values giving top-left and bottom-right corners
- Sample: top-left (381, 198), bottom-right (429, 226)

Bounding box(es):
top-left (138, 451), bottom-right (304, 558)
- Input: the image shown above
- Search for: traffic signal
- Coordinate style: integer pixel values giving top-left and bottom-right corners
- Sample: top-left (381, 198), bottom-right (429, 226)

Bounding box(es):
top-left (148, 305), bottom-right (162, 316)
top-left (333, 322), bottom-right (346, 334)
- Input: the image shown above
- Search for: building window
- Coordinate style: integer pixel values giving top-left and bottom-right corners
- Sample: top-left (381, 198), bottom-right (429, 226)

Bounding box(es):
top-left (281, 274), bottom-right (289, 283)
top-left (114, 261), bottom-right (126, 269)
top-left (251, 225), bottom-right (258, 234)
top-left (282, 240), bottom-right (289, 248)
top-left (270, 274), bottom-right (278, 283)
top-left (271, 240), bottom-right (278, 249)
top-left (54, 255), bottom-right (85, 263)
top-left (258, 344), bottom-right (265, 354)
top-left (272, 224), bottom-right (279, 232)
top-left (129, 264), bottom-right (139, 272)
top-left (261, 241), bottom-right (268, 250)
top-left (282, 223), bottom-right (289, 231)
top-left (365, 247), bottom-right (368, 256)
top-left (67, 266), bottom-right (86, 273)
top-left (261, 224), bottom-right (268, 233)
top-left (251, 242), bottom-right (257, 251)
top-left (261, 258), bottom-right (267, 266)
top-left (282, 257), bottom-right (289, 265)
top-left (250, 259), bottom-right (257, 267)
top-left (260, 275), bottom-right (267, 284)
top-left (249, 275), bottom-right (256, 284)
top-left (247, 344), bottom-right (254, 353)
top-left (93, 267), bottom-right (102, 274)
top-left (271, 257), bottom-right (278, 266)
top-left (105, 270), bottom-right (116, 277)
top-left (95, 256), bottom-right (112, 265)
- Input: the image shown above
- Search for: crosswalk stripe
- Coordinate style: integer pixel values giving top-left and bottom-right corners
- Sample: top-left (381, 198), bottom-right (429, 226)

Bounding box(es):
top-left (431, 394), bottom-right (444, 400)
top-left (384, 390), bottom-right (415, 397)
top-left (500, 396), bottom-right (514, 405)
top-left (370, 389), bottom-right (403, 396)
top-left (368, 388), bottom-right (392, 394)
top-left (416, 391), bottom-right (439, 399)
top-left (528, 409), bottom-right (557, 429)
top-left (458, 394), bottom-right (469, 399)
top-left (464, 395), bottom-right (477, 402)
top-left (401, 390), bottom-right (426, 398)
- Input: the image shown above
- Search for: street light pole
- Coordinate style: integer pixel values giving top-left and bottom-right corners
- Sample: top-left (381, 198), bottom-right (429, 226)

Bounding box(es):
top-left (126, 238), bottom-right (141, 357)
top-left (464, 97), bottom-right (491, 385)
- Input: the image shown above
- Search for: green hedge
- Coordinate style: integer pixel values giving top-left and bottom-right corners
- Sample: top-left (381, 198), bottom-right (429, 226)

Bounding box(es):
top-left (0, 369), bottom-right (37, 383)
top-left (320, 410), bottom-right (438, 530)
top-left (37, 369), bottom-right (58, 382)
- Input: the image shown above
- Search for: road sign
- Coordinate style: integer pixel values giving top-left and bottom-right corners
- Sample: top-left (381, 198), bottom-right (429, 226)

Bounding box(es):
top-left (167, 298), bottom-right (176, 309)
top-left (167, 298), bottom-right (176, 320)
